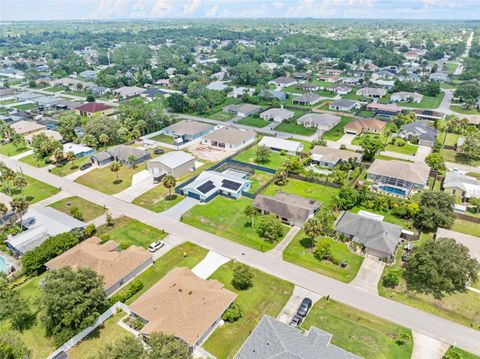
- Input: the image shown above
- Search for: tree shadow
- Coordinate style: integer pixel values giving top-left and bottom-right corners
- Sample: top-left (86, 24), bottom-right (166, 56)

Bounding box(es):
top-left (299, 236), bottom-right (314, 249)
top-left (113, 179), bottom-right (123, 185)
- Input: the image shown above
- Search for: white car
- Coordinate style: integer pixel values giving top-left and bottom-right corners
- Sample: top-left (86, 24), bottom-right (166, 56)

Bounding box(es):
top-left (148, 240), bottom-right (165, 253)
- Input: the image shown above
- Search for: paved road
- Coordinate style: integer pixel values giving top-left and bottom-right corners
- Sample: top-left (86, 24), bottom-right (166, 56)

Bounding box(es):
top-left (2, 154), bottom-right (480, 355)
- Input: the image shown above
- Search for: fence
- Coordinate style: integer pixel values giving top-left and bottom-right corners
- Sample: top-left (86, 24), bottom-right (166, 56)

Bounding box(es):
top-left (455, 213), bottom-right (480, 224)
top-left (288, 173), bottom-right (342, 189)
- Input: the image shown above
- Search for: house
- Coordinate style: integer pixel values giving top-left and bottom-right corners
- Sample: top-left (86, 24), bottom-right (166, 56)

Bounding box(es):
top-left (0, 87), bottom-right (16, 98)
top-left (0, 68), bottom-right (24, 79)
top-left (128, 267), bottom-right (237, 347)
top-left (411, 109), bottom-right (445, 121)
top-left (235, 315), bottom-right (359, 359)
top-left (340, 76), bottom-right (362, 85)
top-left (228, 86), bottom-right (255, 99)
top-left (15, 91), bottom-right (41, 102)
top-left (436, 228), bottom-right (480, 261)
top-left (163, 120), bottom-right (214, 143)
top-left (181, 170), bottom-right (251, 202)
top-left (259, 90), bottom-right (287, 101)
top-left (155, 79), bottom-right (171, 88)
top-left (343, 118), bottom-right (386, 135)
top-left (271, 76), bottom-right (297, 89)
top-left (391, 92), bottom-right (423, 103)
top-left (79, 70), bottom-right (98, 81)
top-left (292, 93), bottom-right (321, 106)
top-left (74, 102), bottom-right (115, 117)
top-left (201, 126), bottom-right (255, 150)
top-left (429, 72), bottom-right (449, 82)
top-left (443, 172), bottom-right (480, 202)
top-left (356, 87), bottom-right (387, 99)
top-left (398, 73), bottom-right (421, 82)
top-left (298, 83), bottom-right (319, 92)
top-left (254, 192), bottom-right (320, 226)
top-left (311, 146), bottom-right (362, 168)
top-left (90, 86), bottom-right (111, 97)
top-left (6, 207), bottom-right (86, 256)
top-left (260, 108), bottom-right (294, 122)
top-left (372, 70), bottom-right (395, 80)
top-left (399, 120), bottom-right (438, 147)
top-left (90, 145), bottom-right (150, 167)
top-left (54, 99), bottom-right (82, 110)
top-left (33, 96), bottom-right (63, 108)
top-left (223, 103), bottom-right (260, 118)
top-left (113, 86), bottom-right (146, 99)
top-left (11, 120), bottom-right (46, 136)
top-left (52, 77), bottom-right (95, 91)
top-left (207, 81), bottom-right (228, 91)
top-left (367, 159), bottom-right (430, 197)
top-left (148, 151), bottom-right (195, 179)
top-left (24, 129), bottom-right (62, 144)
top-left (330, 85), bottom-right (351, 95)
top-left (296, 113), bottom-right (341, 131)
top-left (366, 102), bottom-right (402, 117)
top-left (329, 99), bottom-right (360, 112)
top-left (46, 237), bottom-right (152, 296)
top-left (258, 136), bottom-right (303, 155)
top-left (335, 211), bottom-right (402, 259)
top-left (63, 143), bottom-right (95, 158)
top-left (317, 74), bottom-right (340, 82)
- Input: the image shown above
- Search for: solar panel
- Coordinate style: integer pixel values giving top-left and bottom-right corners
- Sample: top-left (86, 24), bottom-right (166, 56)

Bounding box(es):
top-left (222, 179), bottom-right (241, 191)
top-left (197, 180), bottom-right (215, 194)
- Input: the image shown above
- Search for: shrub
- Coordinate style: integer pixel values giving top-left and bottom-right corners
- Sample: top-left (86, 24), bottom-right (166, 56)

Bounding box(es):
top-left (83, 224), bottom-right (96, 238)
top-left (119, 241), bottom-right (130, 250)
top-left (314, 239), bottom-right (332, 261)
top-left (256, 215), bottom-right (283, 242)
top-left (222, 302), bottom-right (243, 323)
top-left (110, 279), bottom-right (144, 304)
top-left (444, 350), bottom-right (463, 359)
top-left (232, 263), bottom-right (254, 290)
top-left (70, 206), bottom-right (84, 221)
top-left (100, 234), bottom-right (110, 243)
top-left (394, 330), bottom-right (410, 346)
top-left (382, 268), bottom-right (401, 288)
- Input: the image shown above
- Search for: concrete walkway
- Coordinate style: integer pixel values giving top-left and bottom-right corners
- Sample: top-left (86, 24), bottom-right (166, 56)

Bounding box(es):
top-left (65, 165), bottom-right (96, 181)
top-left (113, 178), bottom-right (158, 203)
top-left (191, 251), bottom-right (230, 279)
top-left (161, 196), bottom-right (199, 220)
top-left (412, 331), bottom-right (449, 359)
top-left (12, 149), bottom-right (33, 160)
top-left (277, 285), bottom-right (322, 324)
top-left (414, 145), bottom-right (432, 163)
top-left (267, 226), bottom-right (300, 258)
top-left (30, 190), bottom-right (71, 208)
top-left (152, 234), bottom-right (185, 261)
top-left (350, 255), bottom-right (385, 294)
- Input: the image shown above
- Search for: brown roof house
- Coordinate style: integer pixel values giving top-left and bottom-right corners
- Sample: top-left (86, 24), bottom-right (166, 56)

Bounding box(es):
top-left (201, 126), bottom-right (255, 150)
top-left (343, 118), bottom-right (386, 135)
top-left (75, 102), bottom-right (115, 117)
top-left (11, 120), bottom-right (46, 136)
top-left (254, 192), bottom-right (320, 227)
top-left (311, 146), bottom-right (362, 169)
top-left (45, 237), bottom-right (153, 296)
top-left (128, 267), bottom-right (237, 347)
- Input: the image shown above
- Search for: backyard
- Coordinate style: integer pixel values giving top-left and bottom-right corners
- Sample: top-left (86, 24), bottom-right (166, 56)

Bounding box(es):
top-left (49, 196), bottom-right (107, 222)
top-left (274, 120), bottom-right (317, 136)
top-left (247, 170), bottom-right (275, 193)
top-left (440, 149), bottom-right (480, 167)
top-left (322, 116), bottom-right (353, 141)
top-left (149, 133), bottom-right (175, 145)
top-left (210, 111), bottom-right (234, 121)
top-left (397, 93), bottom-right (444, 109)
top-left (233, 145), bottom-right (296, 170)
top-left (202, 262), bottom-right (294, 359)
top-left (0, 142), bottom-right (30, 157)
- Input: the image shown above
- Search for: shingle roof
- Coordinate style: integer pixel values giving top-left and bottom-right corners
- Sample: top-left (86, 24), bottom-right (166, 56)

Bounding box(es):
top-left (311, 146), bottom-right (362, 165)
top-left (367, 159), bottom-right (430, 185)
top-left (163, 119), bottom-right (214, 136)
top-left (149, 151), bottom-right (194, 169)
top-left (399, 120), bottom-right (438, 142)
top-left (258, 137), bottom-right (303, 152)
top-left (203, 126), bottom-right (255, 146)
top-left (344, 118), bottom-right (386, 132)
top-left (254, 192), bottom-right (320, 223)
top-left (11, 120), bottom-right (46, 135)
top-left (76, 102), bottom-right (113, 113)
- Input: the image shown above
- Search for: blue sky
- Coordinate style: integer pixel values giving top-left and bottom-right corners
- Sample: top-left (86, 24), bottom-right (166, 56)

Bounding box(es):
top-left (1, 0), bottom-right (479, 21)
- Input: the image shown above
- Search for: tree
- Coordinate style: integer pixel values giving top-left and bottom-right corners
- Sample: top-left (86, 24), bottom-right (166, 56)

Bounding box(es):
top-left (232, 263), bottom-right (254, 290)
top-left (360, 135), bottom-right (384, 161)
top-left (222, 302), bottom-right (243, 323)
top-left (314, 238), bottom-right (332, 261)
top-left (10, 196), bottom-right (29, 225)
top-left (414, 192), bottom-right (455, 232)
top-left (58, 113), bottom-right (79, 142)
top-left (337, 186), bottom-right (359, 210)
top-left (110, 161), bottom-right (122, 183)
top-left (282, 158), bottom-right (303, 174)
top-left (273, 170), bottom-right (288, 186)
top-left (425, 152), bottom-right (445, 172)
top-left (243, 204), bottom-right (257, 226)
top-left (0, 274), bottom-right (33, 331)
top-left (256, 215), bottom-right (283, 242)
top-left (93, 336), bottom-right (144, 359)
top-left (255, 145), bottom-right (271, 163)
top-left (145, 332), bottom-right (192, 359)
top-left (128, 155), bottom-right (137, 169)
top-left (382, 268), bottom-right (401, 288)
top-left (12, 176), bottom-right (27, 193)
top-left (304, 217), bottom-right (323, 242)
top-left (463, 132), bottom-right (480, 160)
top-left (163, 175), bottom-right (176, 200)
top-left (167, 93), bottom-right (187, 112)
top-left (0, 331), bottom-right (31, 359)
top-left (41, 267), bottom-right (108, 345)
top-left (70, 206), bottom-right (83, 221)
top-left (65, 151), bottom-right (76, 167)
top-left (99, 133), bottom-right (110, 149)
top-left (405, 238), bottom-right (480, 298)
top-left (86, 95), bottom-right (96, 102)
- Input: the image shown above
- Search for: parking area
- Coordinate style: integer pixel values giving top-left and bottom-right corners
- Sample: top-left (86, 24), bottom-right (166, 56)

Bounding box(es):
top-left (161, 196), bottom-right (199, 221)
top-left (277, 285), bottom-right (322, 324)
top-left (187, 143), bottom-right (235, 162)
top-left (350, 254), bottom-right (385, 294)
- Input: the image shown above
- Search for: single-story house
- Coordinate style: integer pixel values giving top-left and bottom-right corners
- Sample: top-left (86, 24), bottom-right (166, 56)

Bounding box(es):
top-left (63, 143), bottom-right (95, 158)
top-left (0, 87), bottom-right (16, 98)
top-left (259, 90), bottom-right (287, 101)
top-left (317, 74), bottom-right (340, 82)
top-left (311, 146), bottom-right (362, 168)
top-left (207, 81), bottom-right (228, 91)
top-left (128, 267), bottom-right (237, 347)
top-left (181, 170), bottom-right (250, 202)
top-left (270, 76), bottom-right (297, 89)
top-left (296, 113), bottom-right (341, 131)
top-left (6, 207), bottom-right (86, 256)
top-left (201, 126), bottom-right (255, 150)
top-left (90, 86), bottom-right (111, 97)
top-left (223, 103), bottom-right (260, 118)
top-left (24, 129), bottom-right (63, 144)
top-left (148, 151), bottom-right (195, 179)
top-left (436, 228), bottom-right (480, 262)
top-left (330, 85), bottom-right (352, 95)
top-left (258, 137), bottom-right (303, 155)
top-left (411, 109), bottom-right (445, 121)
top-left (163, 120), bottom-right (214, 143)
top-left (335, 211), bottom-right (402, 259)
top-left (33, 96), bottom-right (63, 108)
top-left (399, 120), bottom-right (438, 147)
top-left (15, 91), bottom-right (41, 102)
top-left (343, 118), bottom-right (386, 135)
top-left (329, 99), bottom-right (360, 112)
top-left (79, 70), bottom-right (98, 81)
top-left (429, 72), bottom-right (449, 82)
top-left (390, 92), bottom-right (423, 103)
top-left (260, 108), bottom-right (294, 122)
top-left (113, 86), bottom-right (146, 99)
top-left (292, 93), bottom-right (321, 106)
top-left (74, 102), bottom-right (115, 117)
top-left (155, 79), bottom-right (171, 87)
top-left (367, 159), bottom-right (430, 197)
top-left (11, 120), bottom-right (46, 136)
top-left (228, 86), bottom-right (255, 99)
top-left (52, 77), bottom-right (95, 90)
top-left (356, 87), bottom-right (387, 99)
top-left (45, 237), bottom-right (153, 296)
top-left (254, 192), bottom-right (320, 227)
top-left (298, 83), bottom-right (319, 92)
top-left (340, 76), bottom-right (362, 85)
top-left (366, 102), bottom-right (402, 117)
top-left (443, 172), bottom-right (480, 202)
top-left (90, 145), bottom-right (150, 167)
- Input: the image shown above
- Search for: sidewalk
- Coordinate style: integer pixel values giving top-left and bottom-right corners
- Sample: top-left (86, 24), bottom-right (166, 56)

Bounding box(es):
top-left (267, 226), bottom-right (300, 258)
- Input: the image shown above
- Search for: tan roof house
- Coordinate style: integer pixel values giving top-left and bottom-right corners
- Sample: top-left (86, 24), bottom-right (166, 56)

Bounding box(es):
top-left (343, 118), bottom-right (386, 135)
top-left (45, 237), bottom-right (153, 296)
top-left (129, 267), bottom-right (237, 346)
top-left (311, 146), bottom-right (362, 168)
top-left (201, 126), bottom-right (255, 150)
top-left (24, 129), bottom-right (63, 144)
top-left (11, 120), bottom-right (46, 136)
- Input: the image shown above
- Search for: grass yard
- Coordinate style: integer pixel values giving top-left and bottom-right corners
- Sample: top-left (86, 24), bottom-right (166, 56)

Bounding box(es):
top-left (445, 347), bottom-right (480, 359)
top-left (13, 103), bottom-right (37, 111)
top-left (321, 116), bottom-right (353, 141)
top-left (0, 142), bottom-right (29, 156)
top-left (444, 62), bottom-right (458, 74)
top-left (49, 196), bottom-right (107, 222)
top-left (236, 116), bottom-right (270, 128)
top-left (357, 109), bottom-right (376, 117)
top-left (351, 206), bottom-right (408, 227)
top-left (0, 98), bottom-right (18, 105)
top-left (210, 111), bottom-right (234, 121)
top-left (247, 170), bottom-right (275, 193)
top-left (450, 105), bottom-right (480, 115)
top-left (96, 216), bottom-right (167, 249)
top-left (262, 178), bottom-right (340, 206)
top-left (451, 219), bottom-right (480, 237)
top-left (125, 242), bottom-right (208, 304)
top-left (376, 154), bottom-right (413, 163)
top-left (68, 311), bottom-right (132, 359)
top-left (202, 262), bottom-right (294, 359)
top-left (440, 149), bottom-right (480, 167)
top-left (44, 86), bottom-right (65, 92)
top-left (385, 142), bottom-right (418, 156)
top-left (50, 156), bottom-right (91, 177)
top-left (443, 132), bottom-right (461, 147)
top-left (283, 232), bottom-right (363, 283)
top-left (75, 162), bottom-right (147, 195)
top-left (274, 120), bottom-right (317, 136)
top-left (233, 145), bottom-right (296, 170)
top-left (301, 298), bottom-right (413, 359)
top-left (19, 153), bottom-right (49, 167)
top-left (149, 133), bottom-right (175, 145)
top-left (397, 93), bottom-right (444, 109)
top-left (1, 175), bottom-right (60, 203)
top-left (182, 196), bottom-right (286, 252)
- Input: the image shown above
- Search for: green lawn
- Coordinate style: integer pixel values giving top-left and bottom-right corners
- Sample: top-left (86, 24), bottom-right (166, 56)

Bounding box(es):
top-left (445, 347), bottom-right (480, 359)
top-left (49, 196), bottom-right (107, 222)
top-left (149, 133), bottom-right (175, 145)
top-left (357, 109), bottom-right (376, 118)
top-left (322, 116), bottom-right (353, 141)
top-left (397, 93), bottom-right (444, 109)
top-left (75, 162), bottom-right (147, 195)
top-left (96, 216), bottom-right (167, 249)
top-left (351, 206), bottom-right (408, 227)
top-left (0, 142), bottom-right (29, 157)
top-left (444, 62), bottom-right (458, 74)
top-left (44, 86), bottom-right (65, 92)
top-left (385, 142), bottom-right (418, 156)
top-left (202, 262), bottom-right (294, 359)
top-left (441, 149), bottom-right (480, 167)
top-left (262, 178), bottom-right (340, 206)
top-left (283, 232), bottom-right (363, 283)
top-left (376, 154), bottom-right (413, 163)
top-left (236, 116), bottom-right (270, 128)
top-left (182, 196), bottom-right (286, 252)
top-left (451, 219), bottom-right (480, 237)
top-left (444, 132), bottom-right (461, 147)
top-left (210, 111), bottom-right (234, 121)
top-left (301, 298), bottom-right (413, 359)
top-left (274, 121), bottom-right (317, 136)
top-left (1, 175), bottom-right (60, 204)
top-left (233, 145), bottom-right (296, 170)
top-left (247, 170), bottom-right (275, 193)
top-left (13, 103), bottom-right (37, 111)
top-left (19, 153), bottom-right (49, 167)
top-left (450, 105), bottom-right (480, 115)
top-left (50, 156), bottom-right (91, 177)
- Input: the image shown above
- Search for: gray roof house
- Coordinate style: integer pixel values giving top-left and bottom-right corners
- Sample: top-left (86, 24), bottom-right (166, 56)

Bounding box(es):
top-left (163, 120), bottom-right (215, 142)
top-left (336, 212), bottom-right (402, 259)
top-left (259, 90), bottom-right (287, 101)
top-left (329, 99), bottom-right (360, 112)
top-left (311, 146), bottom-right (362, 168)
top-left (399, 120), bottom-right (438, 147)
top-left (260, 108), bottom-right (294, 122)
top-left (235, 315), bottom-right (359, 359)
top-left (90, 145), bottom-right (150, 167)
top-left (292, 93), bottom-right (321, 106)
top-left (201, 126), bottom-right (255, 150)
top-left (296, 113), bottom-right (341, 131)
top-left (443, 172), bottom-right (480, 201)
top-left (223, 104), bottom-right (260, 118)
top-left (429, 72), bottom-right (449, 82)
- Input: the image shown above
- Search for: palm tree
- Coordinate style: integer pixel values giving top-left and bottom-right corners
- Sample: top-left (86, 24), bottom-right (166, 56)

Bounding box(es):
top-left (128, 154), bottom-right (136, 169)
top-left (243, 204), bottom-right (257, 226)
top-left (11, 133), bottom-right (26, 150)
top-left (0, 123), bottom-right (14, 142)
top-left (10, 196), bottom-right (29, 225)
top-left (13, 176), bottom-right (27, 193)
top-left (163, 175), bottom-right (176, 200)
top-left (65, 151), bottom-right (76, 168)
top-left (0, 202), bottom-right (8, 217)
top-left (110, 161), bottom-right (122, 184)
top-left (0, 165), bottom-right (15, 195)
top-left (99, 133), bottom-right (109, 149)
top-left (53, 147), bottom-right (63, 164)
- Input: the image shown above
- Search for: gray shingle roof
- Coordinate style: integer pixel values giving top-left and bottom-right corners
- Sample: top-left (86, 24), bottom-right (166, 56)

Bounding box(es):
top-left (254, 192), bottom-right (320, 223)
top-left (399, 120), bottom-right (437, 142)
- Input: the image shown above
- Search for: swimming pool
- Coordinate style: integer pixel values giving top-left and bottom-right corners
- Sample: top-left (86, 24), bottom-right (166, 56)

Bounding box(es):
top-left (379, 185), bottom-right (407, 196)
top-left (0, 255), bottom-right (8, 273)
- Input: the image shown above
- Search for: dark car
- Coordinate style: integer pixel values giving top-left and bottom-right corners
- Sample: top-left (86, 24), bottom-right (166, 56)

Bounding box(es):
top-left (289, 315), bottom-right (303, 326)
top-left (153, 148), bottom-right (165, 155)
top-left (297, 298), bottom-right (313, 317)
top-left (80, 162), bottom-right (92, 171)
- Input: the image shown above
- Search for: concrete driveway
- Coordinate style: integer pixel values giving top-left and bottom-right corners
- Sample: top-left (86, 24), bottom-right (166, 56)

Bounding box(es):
top-left (192, 251), bottom-right (230, 279)
top-left (412, 331), bottom-right (449, 359)
top-left (350, 255), bottom-right (385, 294)
top-left (161, 196), bottom-right (199, 220)
top-left (277, 285), bottom-right (322, 324)
top-left (113, 175), bottom-right (157, 203)
top-left (327, 133), bottom-right (356, 149)
top-left (415, 145), bottom-right (431, 163)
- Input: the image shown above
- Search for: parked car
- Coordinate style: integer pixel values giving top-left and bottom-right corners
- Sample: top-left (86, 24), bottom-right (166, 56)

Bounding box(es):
top-left (80, 162), bottom-right (92, 171)
top-left (153, 148), bottom-right (165, 155)
top-left (289, 315), bottom-right (303, 326)
top-left (297, 298), bottom-right (312, 317)
top-left (148, 240), bottom-right (165, 253)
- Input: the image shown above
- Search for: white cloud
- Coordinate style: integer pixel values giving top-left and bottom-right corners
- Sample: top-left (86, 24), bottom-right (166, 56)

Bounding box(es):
top-left (183, 0), bottom-right (202, 14)
top-left (88, 0), bottom-right (130, 19)
top-left (272, 1), bottom-right (284, 9)
top-left (205, 4), bottom-right (219, 17)
top-left (151, 0), bottom-right (175, 17)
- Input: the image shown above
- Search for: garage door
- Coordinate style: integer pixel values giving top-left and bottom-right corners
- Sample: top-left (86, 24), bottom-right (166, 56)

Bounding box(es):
top-left (187, 191), bottom-right (201, 200)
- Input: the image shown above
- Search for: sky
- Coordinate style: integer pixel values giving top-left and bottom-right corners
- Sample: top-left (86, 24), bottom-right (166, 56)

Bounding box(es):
top-left (1, 0), bottom-right (479, 21)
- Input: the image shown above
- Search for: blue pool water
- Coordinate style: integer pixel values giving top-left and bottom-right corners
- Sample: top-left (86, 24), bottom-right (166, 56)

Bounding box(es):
top-left (0, 256), bottom-right (7, 273)
top-left (380, 186), bottom-right (406, 196)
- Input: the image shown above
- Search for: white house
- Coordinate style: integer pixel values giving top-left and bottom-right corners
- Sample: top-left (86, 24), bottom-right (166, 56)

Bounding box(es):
top-left (258, 137), bottom-right (303, 155)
